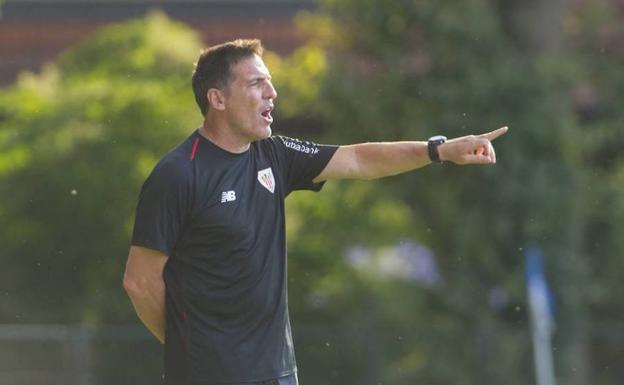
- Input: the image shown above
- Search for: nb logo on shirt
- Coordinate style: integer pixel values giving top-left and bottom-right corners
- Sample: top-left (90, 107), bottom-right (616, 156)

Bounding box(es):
top-left (221, 190), bottom-right (236, 203)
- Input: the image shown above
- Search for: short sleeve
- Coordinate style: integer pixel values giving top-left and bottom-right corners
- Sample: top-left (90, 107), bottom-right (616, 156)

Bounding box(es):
top-left (131, 161), bottom-right (192, 255)
top-left (271, 136), bottom-right (338, 195)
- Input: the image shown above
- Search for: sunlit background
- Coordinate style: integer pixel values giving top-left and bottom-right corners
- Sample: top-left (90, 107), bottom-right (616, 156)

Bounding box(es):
top-left (1, 0), bottom-right (623, 384)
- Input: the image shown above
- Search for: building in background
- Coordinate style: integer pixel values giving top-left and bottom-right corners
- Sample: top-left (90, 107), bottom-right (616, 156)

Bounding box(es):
top-left (0, 0), bottom-right (315, 85)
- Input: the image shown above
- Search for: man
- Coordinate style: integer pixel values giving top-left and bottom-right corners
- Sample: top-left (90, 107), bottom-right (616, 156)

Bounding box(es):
top-left (123, 39), bottom-right (507, 385)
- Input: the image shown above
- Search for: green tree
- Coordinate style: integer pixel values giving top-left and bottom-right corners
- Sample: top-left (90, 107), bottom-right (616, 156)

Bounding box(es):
top-left (269, 1), bottom-right (594, 384)
top-left (565, 2), bottom-right (624, 382)
top-left (0, 3), bottom-right (621, 385)
top-left (0, 11), bottom-right (202, 324)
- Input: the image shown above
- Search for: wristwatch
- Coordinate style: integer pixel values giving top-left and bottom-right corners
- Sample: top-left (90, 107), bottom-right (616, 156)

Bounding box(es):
top-left (427, 135), bottom-right (447, 163)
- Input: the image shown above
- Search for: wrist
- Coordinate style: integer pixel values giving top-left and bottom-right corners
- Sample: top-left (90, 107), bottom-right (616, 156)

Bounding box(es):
top-left (437, 142), bottom-right (448, 162)
top-left (427, 135), bottom-right (447, 163)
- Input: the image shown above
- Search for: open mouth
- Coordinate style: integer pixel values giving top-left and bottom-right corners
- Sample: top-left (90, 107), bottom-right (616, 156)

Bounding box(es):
top-left (261, 106), bottom-right (273, 122)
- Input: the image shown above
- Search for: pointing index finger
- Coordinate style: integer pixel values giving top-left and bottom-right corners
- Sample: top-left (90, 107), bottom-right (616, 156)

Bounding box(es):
top-left (481, 126), bottom-right (509, 142)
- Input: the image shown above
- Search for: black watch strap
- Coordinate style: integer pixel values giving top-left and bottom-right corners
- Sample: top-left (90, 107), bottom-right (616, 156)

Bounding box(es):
top-left (427, 135), bottom-right (447, 163)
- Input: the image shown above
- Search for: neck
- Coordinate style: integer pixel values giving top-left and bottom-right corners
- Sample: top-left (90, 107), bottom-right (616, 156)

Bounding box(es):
top-left (199, 117), bottom-right (250, 154)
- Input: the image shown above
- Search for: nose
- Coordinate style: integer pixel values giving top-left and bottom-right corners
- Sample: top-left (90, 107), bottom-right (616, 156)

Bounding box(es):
top-left (265, 80), bottom-right (277, 100)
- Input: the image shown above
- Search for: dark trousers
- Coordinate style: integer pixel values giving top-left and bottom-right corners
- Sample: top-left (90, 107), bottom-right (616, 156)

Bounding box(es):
top-left (254, 373), bottom-right (299, 385)
top-left (191, 373), bottom-right (299, 385)
top-left (277, 373), bottom-right (298, 385)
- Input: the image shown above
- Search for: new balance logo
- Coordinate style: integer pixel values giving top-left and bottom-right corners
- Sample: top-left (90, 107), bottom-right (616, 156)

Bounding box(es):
top-left (221, 190), bottom-right (236, 203)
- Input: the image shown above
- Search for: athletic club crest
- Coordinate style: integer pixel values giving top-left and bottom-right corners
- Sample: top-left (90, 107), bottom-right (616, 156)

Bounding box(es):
top-left (257, 167), bottom-right (275, 193)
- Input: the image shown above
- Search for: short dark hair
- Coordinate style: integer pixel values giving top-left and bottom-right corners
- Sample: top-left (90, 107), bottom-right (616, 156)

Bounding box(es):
top-left (192, 39), bottom-right (264, 116)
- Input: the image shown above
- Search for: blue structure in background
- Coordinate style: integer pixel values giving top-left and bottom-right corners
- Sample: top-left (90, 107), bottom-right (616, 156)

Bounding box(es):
top-left (525, 244), bottom-right (557, 385)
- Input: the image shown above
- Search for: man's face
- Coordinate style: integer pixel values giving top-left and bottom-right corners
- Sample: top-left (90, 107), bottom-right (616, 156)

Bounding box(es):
top-left (222, 54), bottom-right (277, 142)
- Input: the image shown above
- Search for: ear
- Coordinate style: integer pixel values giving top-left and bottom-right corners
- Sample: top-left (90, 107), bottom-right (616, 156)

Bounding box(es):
top-left (207, 88), bottom-right (226, 111)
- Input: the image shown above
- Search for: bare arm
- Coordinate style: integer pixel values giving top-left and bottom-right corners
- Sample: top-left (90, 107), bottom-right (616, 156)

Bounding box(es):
top-left (123, 245), bottom-right (168, 344)
top-left (314, 126), bottom-right (508, 182)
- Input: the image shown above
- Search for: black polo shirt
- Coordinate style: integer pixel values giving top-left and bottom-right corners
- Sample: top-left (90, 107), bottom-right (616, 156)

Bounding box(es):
top-left (131, 129), bottom-right (338, 385)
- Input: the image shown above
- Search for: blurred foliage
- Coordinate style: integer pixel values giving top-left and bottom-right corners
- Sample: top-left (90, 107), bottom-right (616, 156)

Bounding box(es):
top-left (264, 45), bottom-right (327, 119)
top-left (0, 11), bottom-right (202, 323)
top-left (564, 1), bottom-right (624, 381)
top-left (273, 0), bottom-right (621, 384)
top-left (0, 1), bottom-right (623, 385)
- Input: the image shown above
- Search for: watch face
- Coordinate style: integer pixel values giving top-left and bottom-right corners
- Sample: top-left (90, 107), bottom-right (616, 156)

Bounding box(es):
top-left (429, 135), bottom-right (447, 142)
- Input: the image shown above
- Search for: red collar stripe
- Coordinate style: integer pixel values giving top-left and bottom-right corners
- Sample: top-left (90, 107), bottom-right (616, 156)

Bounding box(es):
top-left (190, 137), bottom-right (200, 160)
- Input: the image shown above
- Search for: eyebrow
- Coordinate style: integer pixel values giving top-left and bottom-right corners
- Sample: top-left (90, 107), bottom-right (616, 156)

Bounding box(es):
top-left (247, 75), bottom-right (272, 85)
